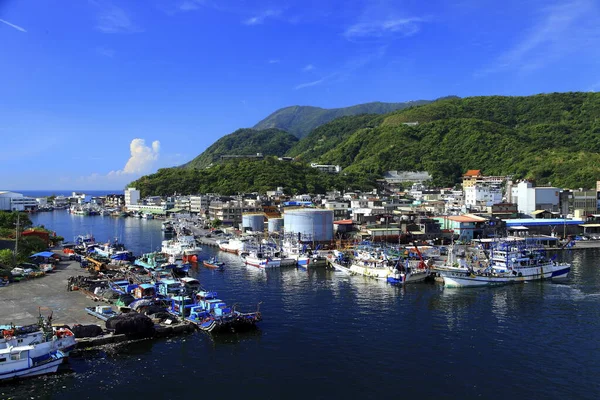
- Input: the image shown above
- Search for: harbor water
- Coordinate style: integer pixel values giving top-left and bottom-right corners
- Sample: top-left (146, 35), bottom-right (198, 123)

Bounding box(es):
top-left (2, 210), bottom-right (599, 399)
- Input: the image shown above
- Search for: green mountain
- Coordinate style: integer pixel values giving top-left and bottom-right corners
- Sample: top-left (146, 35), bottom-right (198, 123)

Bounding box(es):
top-left (131, 157), bottom-right (367, 197)
top-left (314, 92), bottom-right (600, 187)
top-left (130, 92), bottom-right (600, 196)
top-left (253, 101), bottom-right (431, 138)
top-left (183, 128), bottom-right (298, 169)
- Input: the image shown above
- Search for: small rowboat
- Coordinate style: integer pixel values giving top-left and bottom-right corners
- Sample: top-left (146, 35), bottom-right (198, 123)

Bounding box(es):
top-left (203, 257), bottom-right (225, 270)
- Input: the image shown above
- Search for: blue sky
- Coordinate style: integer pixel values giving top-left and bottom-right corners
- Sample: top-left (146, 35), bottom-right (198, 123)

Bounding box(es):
top-left (1, 0), bottom-right (599, 191)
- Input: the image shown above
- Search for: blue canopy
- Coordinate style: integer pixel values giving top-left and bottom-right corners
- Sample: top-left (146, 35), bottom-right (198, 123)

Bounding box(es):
top-left (30, 251), bottom-right (55, 258)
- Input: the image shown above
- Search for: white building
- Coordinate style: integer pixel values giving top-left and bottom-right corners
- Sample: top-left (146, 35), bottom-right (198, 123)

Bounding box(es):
top-left (190, 195), bottom-right (209, 214)
top-left (513, 181), bottom-right (560, 216)
top-left (125, 188), bottom-right (140, 207)
top-left (464, 184), bottom-right (502, 209)
top-left (310, 163), bottom-right (341, 174)
top-left (0, 191), bottom-right (38, 211)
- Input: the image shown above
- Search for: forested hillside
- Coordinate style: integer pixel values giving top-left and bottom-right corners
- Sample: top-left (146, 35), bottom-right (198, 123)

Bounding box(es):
top-left (131, 92), bottom-right (600, 195)
top-left (253, 100), bottom-right (430, 138)
top-left (131, 157), bottom-right (371, 197)
top-left (183, 128), bottom-right (298, 169)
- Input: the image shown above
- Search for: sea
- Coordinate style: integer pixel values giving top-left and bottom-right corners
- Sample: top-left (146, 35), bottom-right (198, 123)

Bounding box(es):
top-left (15, 190), bottom-right (123, 198)
top-left (1, 210), bottom-right (599, 399)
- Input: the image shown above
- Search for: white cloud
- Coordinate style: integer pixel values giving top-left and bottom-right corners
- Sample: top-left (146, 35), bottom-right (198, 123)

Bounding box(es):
top-left (96, 5), bottom-right (142, 33)
top-left (294, 46), bottom-right (387, 90)
top-left (294, 78), bottom-right (325, 90)
top-left (96, 47), bottom-right (115, 58)
top-left (0, 18), bottom-right (27, 32)
top-left (109, 139), bottom-right (160, 176)
top-left (268, 59), bottom-right (280, 64)
top-left (344, 17), bottom-right (423, 39)
top-left (243, 10), bottom-right (281, 25)
top-left (178, 0), bottom-right (205, 11)
top-left (302, 64), bottom-right (315, 72)
top-left (478, 0), bottom-right (600, 75)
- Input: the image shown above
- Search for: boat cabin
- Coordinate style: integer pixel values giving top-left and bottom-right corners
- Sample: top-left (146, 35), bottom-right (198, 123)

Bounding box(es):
top-left (133, 283), bottom-right (156, 299)
top-left (180, 277), bottom-right (201, 293)
top-left (169, 296), bottom-right (195, 317)
top-left (157, 279), bottom-right (184, 297)
top-left (195, 290), bottom-right (218, 301)
top-left (196, 298), bottom-right (231, 316)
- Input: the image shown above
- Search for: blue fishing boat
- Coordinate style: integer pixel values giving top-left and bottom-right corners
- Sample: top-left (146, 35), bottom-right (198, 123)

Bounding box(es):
top-left (202, 257), bottom-right (225, 270)
top-left (188, 291), bottom-right (261, 333)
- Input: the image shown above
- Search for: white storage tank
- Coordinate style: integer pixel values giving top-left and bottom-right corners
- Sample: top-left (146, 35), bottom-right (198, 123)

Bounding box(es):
top-left (242, 213), bottom-right (265, 232)
top-left (268, 218), bottom-right (284, 233)
top-left (283, 209), bottom-right (334, 241)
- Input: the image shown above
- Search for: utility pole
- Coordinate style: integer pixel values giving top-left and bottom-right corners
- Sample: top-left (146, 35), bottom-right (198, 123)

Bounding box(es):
top-left (13, 212), bottom-right (20, 266)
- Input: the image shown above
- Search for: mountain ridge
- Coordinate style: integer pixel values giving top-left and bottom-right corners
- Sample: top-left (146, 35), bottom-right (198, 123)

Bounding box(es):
top-left (252, 100), bottom-right (432, 138)
top-left (130, 92), bottom-right (600, 196)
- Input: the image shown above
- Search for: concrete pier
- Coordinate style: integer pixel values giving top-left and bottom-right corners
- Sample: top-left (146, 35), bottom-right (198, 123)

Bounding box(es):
top-left (0, 250), bottom-right (196, 350)
top-left (0, 253), bottom-right (107, 327)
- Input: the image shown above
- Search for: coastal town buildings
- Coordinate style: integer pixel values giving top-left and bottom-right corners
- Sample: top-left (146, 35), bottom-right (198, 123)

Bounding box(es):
top-left (125, 188), bottom-right (140, 207)
top-left (0, 191), bottom-right (37, 211)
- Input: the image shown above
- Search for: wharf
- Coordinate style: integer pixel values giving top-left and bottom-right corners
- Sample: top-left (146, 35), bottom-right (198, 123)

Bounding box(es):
top-left (0, 253), bottom-right (105, 327)
top-left (0, 249), bottom-right (195, 349)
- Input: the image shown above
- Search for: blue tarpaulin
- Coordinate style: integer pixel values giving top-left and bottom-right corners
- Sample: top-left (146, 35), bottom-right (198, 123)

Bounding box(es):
top-left (30, 251), bottom-right (55, 258)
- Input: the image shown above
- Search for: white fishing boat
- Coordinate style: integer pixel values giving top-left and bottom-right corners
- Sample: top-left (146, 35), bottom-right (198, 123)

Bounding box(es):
top-left (1, 319), bottom-right (77, 356)
top-left (243, 250), bottom-right (281, 269)
top-left (162, 235), bottom-right (201, 261)
top-left (218, 237), bottom-right (250, 254)
top-left (0, 345), bottom-right (66, 381)
top-left (349, 258), bottom-right (394, 279)
top-left (439, 238), bottom-right (571, 288)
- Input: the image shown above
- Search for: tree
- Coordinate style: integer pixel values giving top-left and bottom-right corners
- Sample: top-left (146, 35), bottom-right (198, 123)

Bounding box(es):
top-left (211, 219), bottom-right (223, 229)
top-left (0, 249), bottom-right (14, 268)
top-left (16, 236), bottom-right (48, 263)
top-left (0, 211), bottom-right (32, 230)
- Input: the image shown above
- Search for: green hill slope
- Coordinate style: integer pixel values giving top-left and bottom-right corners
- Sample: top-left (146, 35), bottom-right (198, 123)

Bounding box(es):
top-left (315, 92), bottom-right (600, 188)
top-left (130, 157), bottom-right (369, 197)
top-left (131, 92), bottom-right (600, 195)
top-left (183, 128), bottom-right (298, 169)
top-left (253, 100), bottom-right (430, 138)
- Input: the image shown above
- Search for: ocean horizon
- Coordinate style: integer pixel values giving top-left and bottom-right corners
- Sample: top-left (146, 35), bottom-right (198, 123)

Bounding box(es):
top-left (11, 190), bottom-right (124, 198)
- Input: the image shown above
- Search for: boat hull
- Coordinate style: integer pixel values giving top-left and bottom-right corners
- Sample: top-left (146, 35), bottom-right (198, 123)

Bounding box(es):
top-left (387, 270), bottom-right (429, 285)
top-left (441, 264), bottom-right (571, 288)
top-left (0, 353), bottom-right (64, 381)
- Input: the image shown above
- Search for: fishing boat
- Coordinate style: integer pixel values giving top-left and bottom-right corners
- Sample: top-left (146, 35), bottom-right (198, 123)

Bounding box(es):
top-left (134, 252), bottom-right (169, 270)
top-left (93, 238), bottom-right (133, 261)
top-left (438, 238), bottom-right (571, 288)
top-left (243, 251), bottom-right (281, 269)
top-left (0, 345), bottom-right (66, 381)
top-left (162, 236), bottom-right (202, 262)
top-left (217, 237), bottom-right (250, 254)
top-left (1, 315), bottom-right (77, 356)
top-left (161, 221), bottom-right (174, 233)
top-left (180, 291), bottom-right (262, 333)
top-left (386, 259), bottom-right (430, 284)
top-left (387, 244), bottom-right (430, 285)
top-left (85, 305), bottom-right (120, 321)
top-left (202, 257), bottom-right (225, 269)
top-left (326, 251), bottom-right (352, 275)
